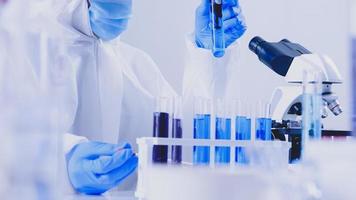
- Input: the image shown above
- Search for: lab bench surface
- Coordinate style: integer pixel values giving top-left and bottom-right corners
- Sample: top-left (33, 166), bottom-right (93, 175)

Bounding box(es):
top-left (65, 191), bottom-right (137, 200)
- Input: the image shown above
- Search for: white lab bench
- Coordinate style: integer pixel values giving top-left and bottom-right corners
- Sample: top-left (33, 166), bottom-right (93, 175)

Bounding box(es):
top-left (65, 191), bottom-right (137, 200)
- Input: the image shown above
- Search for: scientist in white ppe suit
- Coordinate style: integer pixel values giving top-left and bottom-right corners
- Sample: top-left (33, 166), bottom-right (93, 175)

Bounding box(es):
top-left (59, 0), bottom-right (246, 195)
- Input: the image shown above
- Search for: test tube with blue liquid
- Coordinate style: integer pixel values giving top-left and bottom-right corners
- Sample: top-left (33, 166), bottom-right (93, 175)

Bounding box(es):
top-left (152, 97), bottom-right (170, 163)
top-left (255, 102), bottom-right (272, 141)
top-left (193, 97), bottom-right (211, 164)
top-left (215, 99), bottom-right (231, 164)
top-left (235, 100), bottom-right (251, 164)
top-left (171, 97), bottom-right (183, 164)
top-left (301, 71), bottom-right (322, 158)
top-left (211, 0), bottom-right (225, 57)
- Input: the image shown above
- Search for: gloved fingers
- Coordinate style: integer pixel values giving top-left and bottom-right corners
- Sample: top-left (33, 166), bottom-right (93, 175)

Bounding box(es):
top-left (77, 141), bottom-right (124, 158)
top-left (96, 156), bottom-right (138, 186)
top-left (224, 34), bottom-right (237, 48)
top-left (225, 27), bottom-right (246, 45)
top-left (223, 0), bottom-right (239, 8)
top-left (76, 187), bottom-right (105, 195)
top-left (200, 0), bottom-right (239, 10)
top-left (113, 156), bottom-right (138, 185)
top-left (223, 16), bottom-right (246, 32)
top-left (222, 7), bottom-right (238, 21)
top-left (117, 142), bottom-right (132, 150)
top-left (200, 0), bottom-right (210, 8)
top-left (197, 0), bottom-right (240, 18)
top-left (87, 148), bottom-right (134, 174)
top-left (89, 0), bottom-right (132, 19)
top-left (201, 0), bottom-right (237, 6)
top-left (224, 18), bottom-right (246, 47)
top-left (196, 3), bottom-right (210, 18)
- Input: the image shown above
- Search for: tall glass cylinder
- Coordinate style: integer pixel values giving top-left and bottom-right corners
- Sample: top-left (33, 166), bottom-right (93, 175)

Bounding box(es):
top-left (235, 100), bottom-right (251, 164)
top-left (352, 7), bottom-right (356, 137)
top-left (211, 0), bottom-right (225, 57)
top-left (255, 101), bottom-right (272, 141)
top-left (171, 96), bottom-right (183, 163)
top-left (302, 71), bottom-right (322, 157)
top-left (152, 97), bottom-right (170, 163)
top-left (193, 97), bottom-right (212, 164)
top-left (215, 99), bottom-right (231, 164)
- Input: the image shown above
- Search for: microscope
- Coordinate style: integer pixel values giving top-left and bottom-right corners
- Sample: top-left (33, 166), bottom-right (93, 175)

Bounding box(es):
top-left (249, 36), bottom-right (350, 161)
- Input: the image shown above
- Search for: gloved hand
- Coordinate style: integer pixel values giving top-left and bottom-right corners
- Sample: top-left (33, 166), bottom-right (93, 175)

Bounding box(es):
top-left (67, 141), bottom-right (138, 195)
top-left (195, 0), bottom-right (246, 54)
top-left (89, 0), bottom-right (132, 41)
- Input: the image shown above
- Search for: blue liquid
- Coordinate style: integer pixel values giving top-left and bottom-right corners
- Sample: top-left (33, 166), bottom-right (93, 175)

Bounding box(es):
top-left (256, 118), bottom-right (272, 141)
top-left (193, 114), bottom-right (211, 164)
top-left (152, 112), bottom-right (169, 163)
top-left (236, 116), bottom-right (251, 140)
top-left (211, 1), bottom-right (225, 57)
top-left (235, 116), bottom-right (251, 164)
top-left (171, 118), bottom-right (183, 163)
top-left (215, 118), bottom-right (231, 163)
top-left (301, 93), bottom-right (322, 159)
top-left (302, 93), bottom-right (322, 139)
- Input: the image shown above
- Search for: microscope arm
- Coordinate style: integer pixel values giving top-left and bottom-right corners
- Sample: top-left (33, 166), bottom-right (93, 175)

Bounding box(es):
top-left (270, 86), bottom-right (302, 122)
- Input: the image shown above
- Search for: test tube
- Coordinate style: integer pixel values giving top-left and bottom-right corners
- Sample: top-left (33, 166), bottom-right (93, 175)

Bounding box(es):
top-left (152, 97), bottom-right (170, 163)
top-left (255, 101), bottom-right (272, 141)
top-left (193, 97), bottom-right (212, 164)
top-left (302, 71), bottom-right (322, 158)
top-left (171, 97), bottom-right (183, 164)
top-left (235, 100), bottom-right (251, 164)
top-left (211, 0), bottom-right (225, 57)
top-left (215, 99), bottom-right (231, 164)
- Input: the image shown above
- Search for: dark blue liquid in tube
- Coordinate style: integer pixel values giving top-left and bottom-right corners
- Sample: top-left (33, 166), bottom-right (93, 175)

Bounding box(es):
top-left (215, 117), bottom-right (231, 163)
top-left (211, 0), bottom-right (225, 57)
top-left (152, 112), bottom-right (169, 163)
top-left (171, 118), bottom-right (183, 163)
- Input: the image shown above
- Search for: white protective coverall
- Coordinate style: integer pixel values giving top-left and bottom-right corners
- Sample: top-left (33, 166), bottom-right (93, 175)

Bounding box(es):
top-left (58, 0), bottom-right (241, 193)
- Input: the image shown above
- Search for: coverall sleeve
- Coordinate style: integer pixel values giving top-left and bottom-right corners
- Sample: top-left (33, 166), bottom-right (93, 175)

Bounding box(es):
top-left (57, 0), bottom-right (94, 194)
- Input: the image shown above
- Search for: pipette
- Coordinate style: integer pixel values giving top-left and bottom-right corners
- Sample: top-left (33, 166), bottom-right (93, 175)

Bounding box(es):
top-left (211, 0), bottom-right (225, 57)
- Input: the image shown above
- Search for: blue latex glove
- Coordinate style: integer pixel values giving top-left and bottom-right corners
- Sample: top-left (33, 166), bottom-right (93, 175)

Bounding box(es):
top-left (195, 0), bottom-right (246, 56)
top-left (67, 141), bottom-right (138, 195)
top-left (89, 0), bottom-right (132, 41)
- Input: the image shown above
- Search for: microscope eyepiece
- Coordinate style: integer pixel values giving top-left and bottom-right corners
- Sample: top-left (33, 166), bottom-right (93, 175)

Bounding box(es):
top-left (248, 36), bottom-right (312, 77)
top-left (248, 36), bottom-right (265, 55)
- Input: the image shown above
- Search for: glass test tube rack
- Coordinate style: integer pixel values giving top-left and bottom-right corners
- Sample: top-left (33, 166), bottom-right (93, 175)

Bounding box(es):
top-left (135, 137), bottom-right (291, 200)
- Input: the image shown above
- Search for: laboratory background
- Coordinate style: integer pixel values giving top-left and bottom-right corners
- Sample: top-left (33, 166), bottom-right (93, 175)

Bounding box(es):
top-left (0, 0), bottom-right (356, 200)
top-left (122, 0), bottom-right (353, 131)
